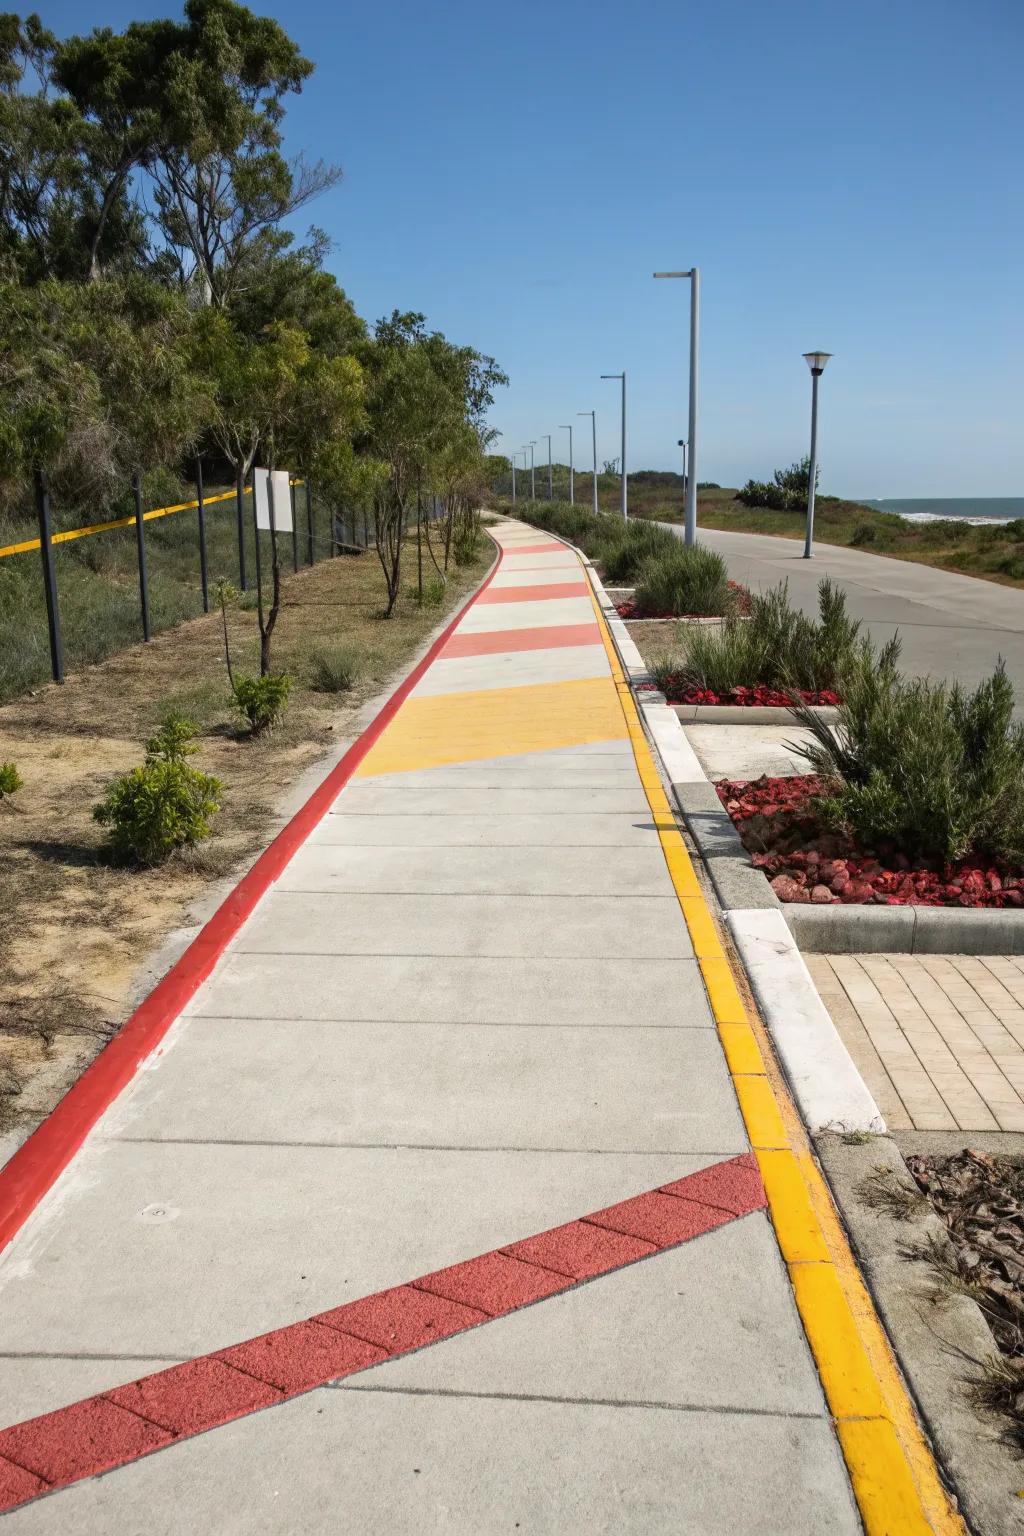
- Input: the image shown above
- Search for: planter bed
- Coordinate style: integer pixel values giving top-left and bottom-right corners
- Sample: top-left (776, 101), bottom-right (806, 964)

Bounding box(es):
top-left (651, 680), bottom-right (841, 708)
top-left (613, 580), bottom-right (752, 623)
top-left (718, 773), bottom-right (1024, 910)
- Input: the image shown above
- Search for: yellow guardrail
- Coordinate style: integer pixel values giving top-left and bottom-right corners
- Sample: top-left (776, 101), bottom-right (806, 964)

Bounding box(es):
top-left (0, 480), bottom-right (306, 562)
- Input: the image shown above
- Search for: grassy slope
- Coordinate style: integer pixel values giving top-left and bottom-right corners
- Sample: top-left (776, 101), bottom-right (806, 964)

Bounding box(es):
top-left (552, 472), bottom-right (1024, 592)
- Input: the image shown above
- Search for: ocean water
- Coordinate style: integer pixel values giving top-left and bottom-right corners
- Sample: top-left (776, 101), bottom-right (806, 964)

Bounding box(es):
top-left (860, 497), bottom-right (1024, 526)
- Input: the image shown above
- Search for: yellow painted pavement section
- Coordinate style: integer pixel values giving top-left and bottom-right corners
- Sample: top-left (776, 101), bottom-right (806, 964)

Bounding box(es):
top-left (354, 674), bottom-right (626, 777)
top-left (584, 574), bottom-right (965, 1535)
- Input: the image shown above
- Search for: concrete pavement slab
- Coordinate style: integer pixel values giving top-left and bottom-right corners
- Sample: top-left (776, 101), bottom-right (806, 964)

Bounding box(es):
top-left (374, 1215), bottom-right (823, 1415)
top-left (327, 784), bottom-right (652, 815)
top-left (233, 891), bottom-right (696, 958)
top-left (308, 809), bottom-right (664, 846)
top-left (111, 1019), bottom-right (745, 1151)
top-left (0, 1382), bottom-right (861, 1535)
top-left (275, 843), bottom-right (674, 896)
top-left (455, 596), bottom-right (597, 631)
top-left (186, 953), bottom-right (715, 1027)
top-left (411, 643), bottom-right (609, 695)
top-left (0, 1145), bottom-right (716, 1365)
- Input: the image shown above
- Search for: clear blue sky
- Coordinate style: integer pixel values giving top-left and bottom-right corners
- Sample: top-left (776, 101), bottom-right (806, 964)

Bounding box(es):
top-left (42, 0), bottom-right (1024, 495)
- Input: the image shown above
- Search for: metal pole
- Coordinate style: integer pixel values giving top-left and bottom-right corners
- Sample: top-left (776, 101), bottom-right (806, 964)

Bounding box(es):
top-left (684, 267), bottom-right (700, 547)
top-left (132, 470), bottom-right (151, 642)
top-left (585, 413), bottom-right (597, 514)
top-left (804, 370), bottom-right (821, 559)
top-left (306, 481), bottom-right (314, 565)
top-left (290, 480), bottom-right (299, 571)
top-left (235, 467), bottom-right (247, 590)
top-left (544, 434), bottom-right (552, 500)
top-left (417, 471), bottom-right (423, 602)
top-left (251, 470), bottom-right (265, 632)
top-left (511, 453), bottom-right (517, 504)
top-left (620, 375), bottom-right (627, 520)
top-left (196, 458), bottom-right (209, 613)
top-left (530, 444), bottom-right (536, 502)
top-left (34, 469), bottom-right (64, 684)
top-left (560, 426), bottom-right (574, 503)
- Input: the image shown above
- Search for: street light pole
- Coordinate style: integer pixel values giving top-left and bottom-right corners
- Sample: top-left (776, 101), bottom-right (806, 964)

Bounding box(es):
top-left (510, 450), bottom-right (517, 505)
top-left (601, 373), bottom-right (627, 519)
top-left (541, 433), bottom-right (553, 501)
top-left (578, 412), bottom-right (598, 515)
top-left (654, 267), bottom-right (700, 546)
top-left (559, 424), bottom-right (574, 504)
top-left (802, 352), bottom-right (832, 558)
top-left (528, 442), bottom-right (536, 502)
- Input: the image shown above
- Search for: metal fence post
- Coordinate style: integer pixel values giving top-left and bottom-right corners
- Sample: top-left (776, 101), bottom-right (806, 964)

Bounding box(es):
top-left (196, 458), bottom-right (210, 613)
top-left (251, 472), bottom-right (265, 632)
top-left (306, 481), bottom-right (314, 565)
top-left (132, 470), bottom-right (151, 642)
top-left (290, 481), bottom-right (299, 572)
top-left (235, 467), bottom-right (247, 591)
top-left (34, 468), bottom-right (64, 684)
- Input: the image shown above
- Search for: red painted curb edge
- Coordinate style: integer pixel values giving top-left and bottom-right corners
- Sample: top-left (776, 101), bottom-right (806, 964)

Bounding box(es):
top-left (0, 538), bottom-right (505, 1259)
top-left (0, 1155), bottom-right (767, 1513)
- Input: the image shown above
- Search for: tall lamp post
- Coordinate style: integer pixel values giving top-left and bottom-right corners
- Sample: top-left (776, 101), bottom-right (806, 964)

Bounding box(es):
top-left (653, 267), bottom-right (700, 546)
top-left (540, 433), bottom-right (553, 500)
top-left (801, 352), bottom-right (832, 559)
top-left (528, 442), bottom-right (536, 502)
top-left (510, 449), bottom-right (518, 505)
top-left (578, 411), bottom-right (598, 515)
top-left (559, 424), bottom-right (574, 504)
top-left (601, 372), bottom-right (627, 520)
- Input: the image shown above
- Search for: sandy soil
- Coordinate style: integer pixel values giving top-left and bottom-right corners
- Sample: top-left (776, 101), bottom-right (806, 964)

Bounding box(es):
top-left (0, 543), bottom-right (488, 1146)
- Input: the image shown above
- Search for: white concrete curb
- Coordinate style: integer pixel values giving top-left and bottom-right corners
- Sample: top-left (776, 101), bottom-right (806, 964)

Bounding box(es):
top-left (726, 910), bottom-right (886, 1135)
top-left (568, 529), bottom-right (887, 1137)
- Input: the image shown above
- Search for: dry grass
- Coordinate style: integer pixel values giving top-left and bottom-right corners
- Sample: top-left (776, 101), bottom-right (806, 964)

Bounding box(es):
top-left (0, 539), bottom-right (491, 1140)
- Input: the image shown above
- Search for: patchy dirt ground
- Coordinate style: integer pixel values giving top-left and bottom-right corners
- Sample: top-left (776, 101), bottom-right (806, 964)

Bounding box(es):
top-left (0, 542), bottom-right (490, 1147)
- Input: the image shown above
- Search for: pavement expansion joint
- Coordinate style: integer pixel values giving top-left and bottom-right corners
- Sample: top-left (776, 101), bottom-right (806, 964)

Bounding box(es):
top-left (334, 1383), bottom-right (831, 1421)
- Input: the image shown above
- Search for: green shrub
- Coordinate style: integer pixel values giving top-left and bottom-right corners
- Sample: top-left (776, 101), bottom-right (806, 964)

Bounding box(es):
top-left (737, 456), bottom-right (818, 511)
top-left (0, 761), bottom-right (23, 798)
top-left (93, 712), bottom-right (222, 866)
top-left (679, 579), bottom-right (873, 695)
top-left (595, 520), bottom-right (677, 583)
top-left (632, 543), bottom-right (732, 617)
top-left (306, 645), bottom-right (360, 694)
top-left (232, 673), bottom-right (292, 734)
top-left (791, 660), bottom-right (1024, 864)
top-left (850, 522), bottom-right (877, 546)
top-left (420, 577), bottom-right (446, 607)
top-left (452, 526), bottom-right (482, 566)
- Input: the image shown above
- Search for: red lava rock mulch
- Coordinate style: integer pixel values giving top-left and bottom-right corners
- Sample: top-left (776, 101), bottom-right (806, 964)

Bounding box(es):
top-left (615, 580), bottom-right (752, 622)
top-left (718, 774), bottom-right (1024, 908)
top-left (658, 682), bottom-right (840, 708)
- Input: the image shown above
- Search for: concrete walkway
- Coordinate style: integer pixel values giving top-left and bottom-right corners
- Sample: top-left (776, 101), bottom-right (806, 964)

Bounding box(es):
top-left (680, 525), bottom-right (1024, 701)
top-left (0, 523), bottom-right (884, 1529)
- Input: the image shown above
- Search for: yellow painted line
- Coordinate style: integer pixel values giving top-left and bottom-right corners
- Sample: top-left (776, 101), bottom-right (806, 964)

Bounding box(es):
top-left (582, 566), bottom-right (965, 1535)
top-left (355, 674), bottom-right (627, 777)
top-left (0, 480), bottom-right (304, 561)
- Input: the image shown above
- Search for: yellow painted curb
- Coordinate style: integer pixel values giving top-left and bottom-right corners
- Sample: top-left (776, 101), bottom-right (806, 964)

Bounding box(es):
top-left (583, 570), bottom-right (965, 1535)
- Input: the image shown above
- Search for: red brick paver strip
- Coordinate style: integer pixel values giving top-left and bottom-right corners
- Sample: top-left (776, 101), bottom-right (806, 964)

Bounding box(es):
top-left (0, 1154), bottom-right (766, 1516)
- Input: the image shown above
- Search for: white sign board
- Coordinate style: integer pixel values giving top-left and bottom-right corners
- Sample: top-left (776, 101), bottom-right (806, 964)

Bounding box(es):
top-left (253, 467), bottom-right (293, 532)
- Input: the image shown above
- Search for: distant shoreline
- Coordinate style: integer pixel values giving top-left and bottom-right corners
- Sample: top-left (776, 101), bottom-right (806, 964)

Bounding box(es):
top-left (858, 497), bottom-right (1023, 526)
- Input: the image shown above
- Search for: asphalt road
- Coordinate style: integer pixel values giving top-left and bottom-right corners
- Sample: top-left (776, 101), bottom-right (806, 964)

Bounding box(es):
top-left (671, 524), bottom-right (1024, 706)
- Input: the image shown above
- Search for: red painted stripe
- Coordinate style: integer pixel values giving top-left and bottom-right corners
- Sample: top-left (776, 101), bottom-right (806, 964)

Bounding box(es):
top-left (0, 1155), bottom-right (765, 1513)
top-left (440, 622), bottom-right (602, 659)
top-left (477, 581), bottom-right (588, 604)
top-left (0, 540), bottom-right (505, 1261)
top-left (501, 542), bottom-right (566, 554)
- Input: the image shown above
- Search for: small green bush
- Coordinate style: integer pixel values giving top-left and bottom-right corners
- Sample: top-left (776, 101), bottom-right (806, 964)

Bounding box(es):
top-left (420, 577), bottom-right (446, 607)
top-left (737, 456), bottom-right (817, 511)
top-left (306, 645), bottom-right (360, 694)
top-left (791, 660), bottom-right (1024, 864)
top-left (632, 543), bottom-right (733, 617)
top-left (595, 520), bottom-right (678, 584)
top-left (850, 522), bottom-right (877, 547)
top-left (0, 761), bottom-right (23, 798)
top-left (679, 579), bottom-right (873, 695)
top-left (93, 712), bottom-right (222, 866)
top-left (232, 673), bottom-right (292, 734)
top-left (452, 526), bottom-right (482, 566)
